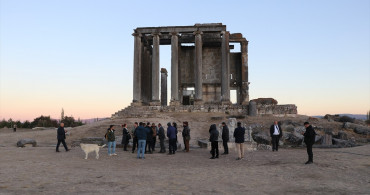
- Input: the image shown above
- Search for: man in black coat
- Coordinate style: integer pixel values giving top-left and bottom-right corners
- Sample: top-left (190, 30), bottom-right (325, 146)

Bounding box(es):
top-left (234, 122), bottom-right (245, 160)
top-left (56, 123), bottom-right (69, 152)
top-left (221, 122), bottom-right (229, 155)
top-left (121, 124), bottom-right (130, 151)
top-left (157, 123), bottom-right (166, 153)
top-left (303, 122), bottom-right (316, 164)
top-left (269, 121), bottom-right (283, 152)
top-left (131, 122), bottom-right (138, 153)
top-left (209, 124), bottom-right (219, 159)
top-left (145, 122), bottom-right (153, 154)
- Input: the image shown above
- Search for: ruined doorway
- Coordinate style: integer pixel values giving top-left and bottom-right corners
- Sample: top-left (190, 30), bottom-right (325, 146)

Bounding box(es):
top-left (182, 87), bottom-right (195, 105)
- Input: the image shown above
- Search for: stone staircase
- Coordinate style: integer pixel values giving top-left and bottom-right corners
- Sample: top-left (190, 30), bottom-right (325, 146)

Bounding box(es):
top-left (112, 105), bottom-right (161, 118)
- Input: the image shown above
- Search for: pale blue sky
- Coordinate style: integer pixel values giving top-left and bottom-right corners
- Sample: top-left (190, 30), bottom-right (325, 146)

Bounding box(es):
top-left (1, 0), bottom-right (369, 121)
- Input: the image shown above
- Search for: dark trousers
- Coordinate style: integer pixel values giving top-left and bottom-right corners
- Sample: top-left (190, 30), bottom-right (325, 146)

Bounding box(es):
top-left (56, 139), bottom-right (68, 151)
top-left (211, 141), bottom-right (219, 157)
top-left (272, 135), bottom-right (280, 151)
top-left (146, 140), bottom-right (152, 153)
top-left (132, 137), bottom-right (138, 152)
top-left (306, 144), bottom-right (313, 162)
top-left (152, 137), bottom-right (156, 151)
top-left (122, 139), bottom-right (129, 151)
top-left (169, 138), bottom-right (176, 154)
top-left (159, 138), bottom-right (165, 152)
top-left (222, 140), bottom-right (228, 154)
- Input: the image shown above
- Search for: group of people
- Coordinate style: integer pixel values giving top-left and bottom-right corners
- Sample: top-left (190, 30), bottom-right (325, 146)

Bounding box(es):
top-left (101, 121), bottom-right (191, 159)
top-left (55, 120), bottom-right (316, 164)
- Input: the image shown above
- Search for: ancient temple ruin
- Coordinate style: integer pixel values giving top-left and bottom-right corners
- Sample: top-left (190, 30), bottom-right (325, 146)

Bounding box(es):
top-left (112, 23), bottom-right (297, 118)
top-left (131, 23), bottom-right (249, 106)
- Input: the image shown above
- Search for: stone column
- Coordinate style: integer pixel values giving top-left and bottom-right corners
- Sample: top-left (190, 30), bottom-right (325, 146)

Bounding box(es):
top-left (194, 31), bottom-right (203, 103)
top-left (151, 32), bottom-right (160, 105)
top-left (221, 31), bottom-right (231, 104)
top-left (170, 32), bottom-right (180, 106)
top-left (161, 68), bottom-right (168, 106)
top-left (132, 32), bottom-right (142, 105)
top-left (240, 40), bottom-right (249, 105)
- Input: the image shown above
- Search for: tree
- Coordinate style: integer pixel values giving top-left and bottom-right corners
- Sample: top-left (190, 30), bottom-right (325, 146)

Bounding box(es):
top-left (30, 115), bottom-right (58, 128)
top-left (61, 108), bottom-right (65, 121)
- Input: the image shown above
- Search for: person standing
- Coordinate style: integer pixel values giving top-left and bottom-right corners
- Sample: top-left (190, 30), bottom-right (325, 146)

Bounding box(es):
top-left (234, 122), bottom-right (245, 160)
top-left (303, 122), bottom-right (316, 164)
top-left (167, 122), bottom-right (177, 155)
top-left (131, 122), bottom-right (138, 153)
top-left (56, 123), bottom-right (70, 152)
top-left (209, 124), bottom-right (219, 159)
top-left (172, 122), bottom-right (178, 152)
top-left (151, 123), bottom-right (157, 152)
top-left (158, 123), bottom-right (166, 153)
top-left (106, 125), bottom-right (117, 156)
top-left (13, 124), bottom-right (17, 132)
top-left (145, 122), bottom-right (153, 154)
top-left (135, 122), bottom-right (149, 159)
top-left (269, 121), bottom-right (283, 152)
top-left (182, 121), bottom-right (190, 152)
top-left (121, 124), bottom-right (130, 151)
top-left (221, 122), bottom-right (229, 155)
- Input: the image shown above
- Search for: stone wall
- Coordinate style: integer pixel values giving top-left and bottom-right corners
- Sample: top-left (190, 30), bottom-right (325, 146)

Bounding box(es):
top-left (256, 104), bottom-right (297, 115)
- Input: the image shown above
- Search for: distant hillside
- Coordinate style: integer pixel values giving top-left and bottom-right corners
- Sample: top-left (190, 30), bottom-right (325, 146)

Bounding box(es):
top-left (312, 114), bottom-right (367, 120)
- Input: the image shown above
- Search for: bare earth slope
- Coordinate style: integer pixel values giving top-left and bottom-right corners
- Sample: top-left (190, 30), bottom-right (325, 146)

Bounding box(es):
top-left (0, 114), bottom-right (369, 194)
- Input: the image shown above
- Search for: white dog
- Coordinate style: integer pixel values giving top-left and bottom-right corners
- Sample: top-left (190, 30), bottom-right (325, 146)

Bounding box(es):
top-left (80, 143), bottom-right (106, 159)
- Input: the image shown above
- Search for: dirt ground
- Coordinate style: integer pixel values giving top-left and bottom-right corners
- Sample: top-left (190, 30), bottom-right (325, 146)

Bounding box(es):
top-left (0, 126), bottom-right (369, 194)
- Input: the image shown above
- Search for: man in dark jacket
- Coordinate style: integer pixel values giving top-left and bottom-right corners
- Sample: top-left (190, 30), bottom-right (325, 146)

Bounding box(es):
top-left (158, 123), bottom-right (166, 153)
top-left (182, 121), bottom-right (190, 152)
top-left (303, 122), bottom-right (316, 164)
top-left (234, 122), bottom-right (245, 160)
top-left (209, 124), bottom-right (219, 159)
top-left (121, 124), bottom-right (130, 151)
top-left (135, 122), bottom-right (149, 159)
top-left (145, 122), bottom-right (153, 154)
top-left (269, 121), bottom-right (283, 152)
top-left (221, 122), bottom-right (229, 155)
top-left (167, 123), bottom-right (177, 155)
top-left (131, 122), bottom-right (138, 153)
top-left (56, 123), bottom-right (69, 152)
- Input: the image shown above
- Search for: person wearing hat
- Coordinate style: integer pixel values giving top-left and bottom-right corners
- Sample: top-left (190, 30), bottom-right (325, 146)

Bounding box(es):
top-left (303, 122), bottom-right (316, 164)
top-left (106, 125), bottom-right (117, 156)
top-left (234, 121), bottom-right (245, 160)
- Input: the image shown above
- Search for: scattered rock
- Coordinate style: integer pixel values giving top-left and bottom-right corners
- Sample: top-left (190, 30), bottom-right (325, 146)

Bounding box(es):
top-left (321, 134), bottom-right (332, 146)
top-left (332, 138), bottom-right (356, 147)
top-left (252, 131), bottom-right (271, 145)
top-left (337, 131), bottom-right (348, 140)
top-left (343, 122), bottom-right (370, 135)
top-left (17, 139), bottom-right (37, 147)
top-left (283, 132), bottom-right (303, 146)
top-left (257, 144), bottom-right (272, 150)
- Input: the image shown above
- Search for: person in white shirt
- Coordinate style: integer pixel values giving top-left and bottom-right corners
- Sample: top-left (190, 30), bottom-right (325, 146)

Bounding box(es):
top-left (269, 121), bottom-right (283, 151)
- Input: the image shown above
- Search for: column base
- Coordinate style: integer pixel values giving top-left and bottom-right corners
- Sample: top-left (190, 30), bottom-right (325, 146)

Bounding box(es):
top-left (221, 100), bottom-right (232, 105)
top-left (131, 101), bottom-right (142, 106)
top-left (149, 100), bottom-right (161, 106)
top-left (193, 99), bottom-right (204, 105)
top-left (170, 100), bottom-right (181, 106)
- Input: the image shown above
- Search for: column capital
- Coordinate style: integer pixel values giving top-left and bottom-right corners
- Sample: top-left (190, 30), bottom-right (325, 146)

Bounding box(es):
top-left (170, 32), bottom-right (179, 36)
top-left (132, 32), bottom-right (142, 37)
top-left (151, 32), bottom-right (161, 36)
top-left (193, 31), bottom-right (203, 35)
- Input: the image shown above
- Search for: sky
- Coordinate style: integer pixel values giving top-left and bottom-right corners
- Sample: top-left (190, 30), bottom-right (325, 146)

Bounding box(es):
top-left (0, 0), bottom-right (369, 121)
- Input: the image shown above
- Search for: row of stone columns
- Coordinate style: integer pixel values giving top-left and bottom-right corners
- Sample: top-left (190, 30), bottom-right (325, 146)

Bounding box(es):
top-left (132, 31), bottom-right (234, 105)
